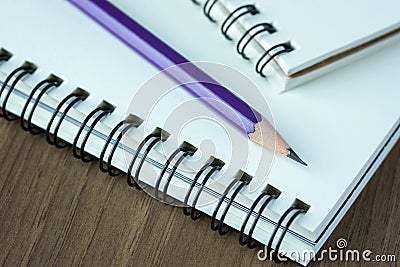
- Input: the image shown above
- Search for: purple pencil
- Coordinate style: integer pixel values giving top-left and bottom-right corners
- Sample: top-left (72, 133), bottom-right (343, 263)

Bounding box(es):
top-left (68, 0), bottom-right (306, 166)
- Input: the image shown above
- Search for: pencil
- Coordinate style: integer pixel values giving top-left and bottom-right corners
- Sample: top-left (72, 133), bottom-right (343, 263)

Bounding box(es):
top-left (68, 0), bottom-right (307, 166)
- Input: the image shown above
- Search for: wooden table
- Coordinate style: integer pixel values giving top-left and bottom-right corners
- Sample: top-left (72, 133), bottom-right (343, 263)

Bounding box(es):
top-left (0, 120), bottom-right (398, 267)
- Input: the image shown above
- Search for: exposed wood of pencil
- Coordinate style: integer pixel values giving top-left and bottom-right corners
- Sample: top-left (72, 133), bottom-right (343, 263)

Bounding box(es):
top-left (248, 116), bottom-right (289, 155)
top-left (249, 116), bottom-right (308, 166)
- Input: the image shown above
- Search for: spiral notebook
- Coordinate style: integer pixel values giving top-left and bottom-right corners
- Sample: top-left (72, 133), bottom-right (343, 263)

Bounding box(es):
top-left (1, 1), bottom-right (399, 265)
top-left (188, 0), bottom-right (400, 90)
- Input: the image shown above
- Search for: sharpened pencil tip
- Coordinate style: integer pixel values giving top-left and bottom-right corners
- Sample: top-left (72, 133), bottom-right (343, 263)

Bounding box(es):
top-left (287, 148), bottom-right (308, 166)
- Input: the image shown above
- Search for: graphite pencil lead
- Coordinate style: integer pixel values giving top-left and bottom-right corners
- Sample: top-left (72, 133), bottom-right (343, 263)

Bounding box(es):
top-left (287, 148), bottom-right (308, 166)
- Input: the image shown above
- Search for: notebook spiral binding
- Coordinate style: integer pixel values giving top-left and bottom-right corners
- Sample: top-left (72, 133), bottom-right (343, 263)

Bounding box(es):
top-left (192, 0), bottom-right (294, 78)
top-left (0, 48), bottom-right (310, 263)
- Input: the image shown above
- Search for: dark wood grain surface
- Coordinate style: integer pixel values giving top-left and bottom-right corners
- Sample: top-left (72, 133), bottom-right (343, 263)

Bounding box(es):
top-left (0, 119), bottom-right (398, 267)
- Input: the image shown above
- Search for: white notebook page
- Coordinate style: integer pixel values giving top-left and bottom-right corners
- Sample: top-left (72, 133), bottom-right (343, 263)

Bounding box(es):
top-left (110, 0), bottom-right (400, 233)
